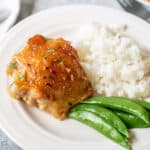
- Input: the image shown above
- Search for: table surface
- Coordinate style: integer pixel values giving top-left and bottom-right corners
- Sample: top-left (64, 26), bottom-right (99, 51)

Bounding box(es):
top-left (0, 0), bottom-right (123, 149)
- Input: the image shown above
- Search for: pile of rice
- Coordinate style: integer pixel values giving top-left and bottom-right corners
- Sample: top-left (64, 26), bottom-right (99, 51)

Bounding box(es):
top-left (72, 23), bottom-right (150, 101)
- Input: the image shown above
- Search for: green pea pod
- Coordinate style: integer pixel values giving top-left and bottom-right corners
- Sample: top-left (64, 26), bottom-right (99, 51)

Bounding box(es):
top-left (132, 100), bottom-right (150, 111)
top-left (114, 111), bottom-right (150, 128)
top-left (81, 96), bottom-right (149, 124)
top-left (71, 104), bottom-right (128, 138)
top-left (112, 96), bottom-right (150, 111)
top-left (69, 110), bottom-right (130, 150)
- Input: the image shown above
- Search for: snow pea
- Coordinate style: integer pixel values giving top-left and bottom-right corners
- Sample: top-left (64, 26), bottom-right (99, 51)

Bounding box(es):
top-left (81, 96), bottom-right (149, 124)
top-left (69, 110), bottom-right (130, 150)
top-left (132, 100), bottom-right (150, 111)
top-left (71, 104), bottom-right (128, 137)
top-left (114, 111), bottom-right (150, 128)
top-left (112, 96), bottom-right (150, 111)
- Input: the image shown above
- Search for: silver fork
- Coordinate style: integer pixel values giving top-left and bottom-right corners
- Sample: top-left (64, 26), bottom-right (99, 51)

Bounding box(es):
top-left (117, 0), bottom-right (150, 22)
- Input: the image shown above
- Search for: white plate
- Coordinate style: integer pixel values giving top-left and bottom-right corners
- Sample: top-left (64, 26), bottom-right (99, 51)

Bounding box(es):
top-left (0, 5), bottom-right (150, 150)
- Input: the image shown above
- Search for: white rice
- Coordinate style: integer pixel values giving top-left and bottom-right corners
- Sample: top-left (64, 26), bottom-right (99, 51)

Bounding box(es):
top-left (72, 23), bottom-right (150, 101)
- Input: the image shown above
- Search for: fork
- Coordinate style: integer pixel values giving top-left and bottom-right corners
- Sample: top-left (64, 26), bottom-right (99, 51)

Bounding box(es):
top-left (117, 0), bottom-right (150, 22)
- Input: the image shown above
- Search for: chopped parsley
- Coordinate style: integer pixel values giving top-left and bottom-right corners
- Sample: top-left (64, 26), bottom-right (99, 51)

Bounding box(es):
top-left (47, 49), bottom-right (56, 53)
top-left (44, 73), bottom-right (54, 79)
top-left (9, 61), bottom-right (18, 69)
top-left (54, 57), bottom-right (62, 63)
top-left (18, 71), bottom-right (25, 80)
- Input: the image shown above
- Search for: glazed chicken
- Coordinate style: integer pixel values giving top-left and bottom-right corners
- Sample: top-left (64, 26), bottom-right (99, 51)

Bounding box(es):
top-left (6, 35), bottom-right (93, 120)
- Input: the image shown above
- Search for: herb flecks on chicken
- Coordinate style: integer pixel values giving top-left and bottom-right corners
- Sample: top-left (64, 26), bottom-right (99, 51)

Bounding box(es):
top-left (6, 35), bottom-right (93, 120)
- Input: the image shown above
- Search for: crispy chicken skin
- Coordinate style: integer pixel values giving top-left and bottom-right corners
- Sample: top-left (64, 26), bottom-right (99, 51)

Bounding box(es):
top-left (6, 35), bottom-right (93, 120)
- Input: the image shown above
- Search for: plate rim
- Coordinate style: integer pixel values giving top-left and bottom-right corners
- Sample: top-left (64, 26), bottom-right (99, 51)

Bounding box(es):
top-left (1, 3), bottom-right (150, 48)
